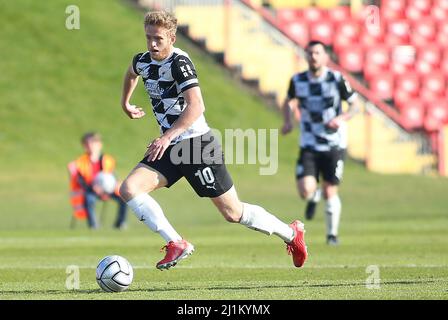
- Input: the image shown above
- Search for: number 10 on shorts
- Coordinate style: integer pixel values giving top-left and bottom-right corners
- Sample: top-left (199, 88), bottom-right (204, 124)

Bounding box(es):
top-left (195, 167), bottom-right (215, 185)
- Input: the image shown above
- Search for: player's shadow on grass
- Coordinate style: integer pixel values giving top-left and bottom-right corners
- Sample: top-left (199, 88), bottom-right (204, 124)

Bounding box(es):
top-left (129, 278), bottom-right (442, 293)
top-left (1, 279), bottom-right (441, 296)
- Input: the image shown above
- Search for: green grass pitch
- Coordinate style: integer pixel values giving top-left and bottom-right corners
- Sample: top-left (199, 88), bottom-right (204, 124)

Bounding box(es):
top-left (0, 0), bottom-right (447, 300)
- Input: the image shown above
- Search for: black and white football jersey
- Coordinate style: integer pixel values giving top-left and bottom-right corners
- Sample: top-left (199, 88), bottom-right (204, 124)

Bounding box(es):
top-left (132, 48), bottom-right (210, 143)
top-left (287, 67), bottom-right (357, 151)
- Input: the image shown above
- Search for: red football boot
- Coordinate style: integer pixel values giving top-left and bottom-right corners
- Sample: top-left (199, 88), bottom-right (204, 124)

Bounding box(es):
top-left (156, 240), bottom-right (194, 270)
top-left (286, 220), bottom-right (308, 267)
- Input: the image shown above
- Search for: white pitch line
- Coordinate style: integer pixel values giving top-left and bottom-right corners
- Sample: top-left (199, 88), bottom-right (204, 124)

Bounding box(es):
top-left (0, 264), bottom-right (446, 269)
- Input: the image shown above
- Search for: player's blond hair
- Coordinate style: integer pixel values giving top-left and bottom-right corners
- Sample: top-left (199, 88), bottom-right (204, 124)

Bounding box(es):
top-left (144, 11), bottom-right (177, 36)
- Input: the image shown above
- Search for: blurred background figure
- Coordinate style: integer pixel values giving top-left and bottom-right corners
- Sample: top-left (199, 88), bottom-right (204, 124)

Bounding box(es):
top-left (68, 132), bottom-right (127, 229)
top-left (282, 41), bottom-right (359, 246)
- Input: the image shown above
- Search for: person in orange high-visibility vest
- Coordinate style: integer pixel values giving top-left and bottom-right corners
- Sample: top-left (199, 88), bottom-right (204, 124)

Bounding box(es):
top-left (68, 132), bottom-right (127, 229)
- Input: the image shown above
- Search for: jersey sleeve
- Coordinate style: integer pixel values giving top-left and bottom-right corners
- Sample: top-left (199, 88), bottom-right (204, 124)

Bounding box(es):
top-left (131, 52), bottom-right (143, 75)
top-left (287, 77), bottom-right (296, 99)
top-left (337, 74), bottom-right (356, 102)
top-left (171, 55), bottom-right (199, 93)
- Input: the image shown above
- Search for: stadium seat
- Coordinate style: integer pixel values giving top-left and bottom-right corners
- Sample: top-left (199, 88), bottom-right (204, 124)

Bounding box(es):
top-left (338, 45), bottom-right (364, 73)
top-left (366, 45), bottom-right (390, 68)
top-left (420, 87), bottom-right (442, 104)
top-left (417, 45), bottom-right (442, 66)
top-left (363, 63), bottom-right (386, 82)
top-left (390, 62), bottom-right (411, 76)
top-left (399, 98), bottom-right (424, 130)
top-left (415, 59), bottom-right (435, 75)
top-left (411, 19), bottom-right (436, 43)
top-left (336, 19), bottom-right (360, 39)
top-left (424, 99), bottom-right (448, 131)
top-left (309, 20), bottom-right (334, 45)
top-left (333, 33), bottom-right (351, 55)
top-left (327, 6), bottom-right (350, 23)
top-left (396, 72), bottom-right (420, 96)
top-left (381, 0), bottom-right (406, 12)
top-left (301, 7), bottom-right (325, 23)
top-left (369, 73), bottom-right (394, 101)
top-left (431, 5), bottom-right (448, 21)
top-left (441, 57), bottom-right (448, 76)
top-left (435, 0), bottom-right (448, 9)
top-left (421, 72), bottom-right (446, 97)
top-left (394, 89), bottom-right (414, 109)
top-left (359, 27), bottom-right (384, 47)
top-left (363, 45), bottom-right (389, 81)
top-left (276, 8), bottom-right (301, 23)
top-left (405, 5), bottom-right (425, 22)
top-left (410, 0), bottom-right (432, 13)
top-left (435, 33), bottom-right (448, 49)
top-left (437, 21), bottom-right (448, 48)
top-left (380, 0), bottom-right (405, 21)
top-left (391, 45), bottom-right (416, 68)
top-left (438, 19), bottom-right (448, 33)
top-left (387, 20), bottom-right (411, 43)
top-left (284, 21), bottom-right (309, 47)
top-left (381, 8), bottom-right (405, 22)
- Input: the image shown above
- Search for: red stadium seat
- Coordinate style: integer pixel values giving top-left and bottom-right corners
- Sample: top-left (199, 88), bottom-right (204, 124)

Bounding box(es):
top-left (285, 21), bottom-right (309, 47)
top-left (415, 59), bottom-right (435, 75)
top-left (363, 45), bottom-right (389, 80)
top-left (381, 0), bottom-right (406, 12)
top-left (435, 33), bottom-right (448, 49)
top-left (421, 72), bottom-right (446, 96)
top-left (411, 0), bottom-right (432, 13)
top-left (336, 20), bottom-right (360, 39)
top-left (338, 45), bottom-right (364, 73)
top-left (435, 0), bottom-right (448, 10)
top-left (441, 58), bottom-right (448, 76)
top-left (396, 72), bottom-right (420, 96)
top-left (369, 73), bottom-right (394, 100)
top-left (405, 5), bottom-right (425, 22)
top-left (420, 87), bottom-right (442, 103)
top-left (424, 99), bottom-right (448, 131)
top-left (381, 7), bottom-right (405, 21)
top-left (431, 5), bottom-right (448, 22)
top-left (333, 33), bottom-right (351, 55)
top-left (437, 21), bottom-right (448, 48)
top-left (438, 20), bottom-right (448, 35)
top-left (380, 0), bottom-right (406, 21)
top-left (327, 6), bottom-right (350, 23)
top-left (366, 45), bottom-right (390, 68)
top-left (363, 63), bottom-right (386, 82)
top-left (387, 20), bottom-right (411, 43)
top-left (391, 45), bottom-right (416, 68)
top-left (417, 45), bottom-right (442, 66)
top-left (391, 62), bottom-right (412, 76)
top-left (359, 28), bottom-right (384, 47)
top-left (399, 98), bottom-right (424, 130)
top-left (302, 7), bottom-right (325, 23)
top-left (394, 89), bottom-right (414, 109)
top-left (277, 9), bottom-right (301, 23)
top-left (411, 19), bottom-right (436, 42)
top-left (309, 20), bottom-right (334, 45)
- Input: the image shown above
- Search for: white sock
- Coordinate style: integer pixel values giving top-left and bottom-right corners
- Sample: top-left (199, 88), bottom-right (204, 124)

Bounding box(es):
top-left (305, 188), bottom-right (321, 202)
top-left (311, 188), bottom-right (322, 203)
top-left (239, 203), bottom-right (294, 242)
top-left (126, 193), bottom-right (182, 243)
top-left (325, 195), bottom-right (341, 236)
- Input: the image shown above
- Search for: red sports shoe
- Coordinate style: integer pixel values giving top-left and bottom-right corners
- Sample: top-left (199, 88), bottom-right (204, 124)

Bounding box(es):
top-left (286, 220), bottom-right (308, 267)
top-left (156, 239), bottom-right (194, 270)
